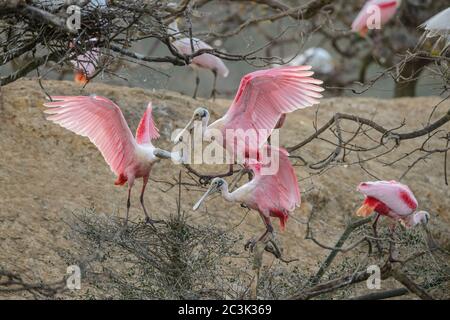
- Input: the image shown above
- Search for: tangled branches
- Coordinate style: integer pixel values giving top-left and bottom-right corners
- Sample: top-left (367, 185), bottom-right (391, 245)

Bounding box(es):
top-left (0, 0), bottom-right (448, 98)
top-left (0, 267), bottom-right (66, 298)
top-left (286, 96), bottom-right (450, 183)
top-left (61, 187), bottom-right (449, 300)
top-left (0, 0), bottom-right (336, 87)
top-left (1, 1), bottom-right (449, 301)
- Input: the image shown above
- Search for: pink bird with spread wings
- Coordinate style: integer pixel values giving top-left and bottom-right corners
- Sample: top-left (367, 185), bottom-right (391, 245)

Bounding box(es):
top-left (356, 180), bottom-right (430, 229)
top-left (174, 66), bottom-right (324, 163)
top-left (193, 146), bottom-right (300, 249)
top-left (351, 0), bottom-right (402, 37)
top-left (43, 96), bottom-right (179, 225)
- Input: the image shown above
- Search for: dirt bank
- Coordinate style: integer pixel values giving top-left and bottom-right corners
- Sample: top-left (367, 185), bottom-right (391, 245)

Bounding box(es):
top-left (0, 79), bottom-right (449, 298)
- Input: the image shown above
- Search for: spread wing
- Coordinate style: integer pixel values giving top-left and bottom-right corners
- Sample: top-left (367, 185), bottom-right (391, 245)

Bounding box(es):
top-left (222, 66), bottom-right (323, 147)
top-left (135, 102), bottom-right (160, 145)
top-left (44, 95), bottom-right (136, 175)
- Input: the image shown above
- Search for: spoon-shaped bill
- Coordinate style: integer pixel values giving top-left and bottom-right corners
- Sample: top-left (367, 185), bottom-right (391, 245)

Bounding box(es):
top-left (174, 116), bottom-right (195, 143)
top-left (193, 185), bottom-right (217, 210)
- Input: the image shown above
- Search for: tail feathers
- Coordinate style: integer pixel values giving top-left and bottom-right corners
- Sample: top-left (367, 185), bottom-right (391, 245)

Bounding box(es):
top-left (271, 209), bottom-right (289, 232)
top-left (216, 60), bottom-right (229, 78)
top-left (114, 173), bottom-right (127, 186)
top-left (74, 70), bottom-right (88, 84)
top-left (359, 27), bottom-right (369, 37)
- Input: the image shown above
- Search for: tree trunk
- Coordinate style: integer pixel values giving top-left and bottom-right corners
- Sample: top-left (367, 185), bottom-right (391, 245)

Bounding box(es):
top-left (394, 77), bottom-right (419, 98)
top-left (394, 57), bottom-right (428, 98)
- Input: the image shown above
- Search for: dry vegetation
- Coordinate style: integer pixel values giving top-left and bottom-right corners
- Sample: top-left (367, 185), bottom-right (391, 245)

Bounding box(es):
top-left (0, 0), bottom-right (448, 301)
top-left (0, 79), bottom-right (449, 299)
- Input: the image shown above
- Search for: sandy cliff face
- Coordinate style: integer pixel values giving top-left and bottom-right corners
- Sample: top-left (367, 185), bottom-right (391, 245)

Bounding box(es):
top-left (0, 79), bottom-right (449, 298)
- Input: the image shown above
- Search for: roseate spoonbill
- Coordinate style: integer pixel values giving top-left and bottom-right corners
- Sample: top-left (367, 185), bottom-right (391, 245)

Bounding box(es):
top-left (71, 49), bottom-right (99, 84)
top-left (193, 146), bottom-right (300, 249)
top-left (356, 180), bottom-right (430, 230)
top-left (70, 38), bottom-right (100, 85)
top-left (419, 7), bottom-right (450, 52)
top-left (174, 66), bottom-right (324, 161)
top-left (352, 0), bottom-right (402, 37)
top-left (43, 96), bottom-right (179, 225)
top-left (288, 48), bottom-right (335, 75)
top-left (168, 20), bottom-right (229, 99)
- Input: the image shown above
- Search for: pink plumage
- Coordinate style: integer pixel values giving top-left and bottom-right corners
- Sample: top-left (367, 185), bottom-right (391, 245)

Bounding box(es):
top-left (355, 180), bottom-right (429, 228)
top-left (193, 145), bottom-right (301, 246)
top-left (135, 102), bottom-right (160, 145)
top-left (220, 65), bottom-right (324, 154)
top-left (175, 66), bottom-right (324, 161)
top-left (351, 0), bottom-right (401, 36)
top-left (172, 37), bottom-right (229, 77)
top-left (357, 180), bottom-right (417, 217)
top-left (44, 96), bottom-right (170, 224)
top-left (71, 49), bottom-right (99, 78)
top-left (244, 146), bottom-right (301, 230)
top-left (194, 145), bottom-right (301, 231)
top-left (44, 95), bottom-right (138, 178)
top-left (69, 38), bottom-right (100, 84)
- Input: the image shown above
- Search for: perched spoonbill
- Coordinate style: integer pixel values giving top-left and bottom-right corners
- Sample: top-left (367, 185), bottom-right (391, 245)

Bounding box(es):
top-left (174, 66), bottom-right (324, 161)
top-left (352, 0), bottom-right (402, 37)
top-left (44, 96), bottom-right (179, 225)
top-left (71, 49), bottom-right (99, 84)
top-left (70, 38), bottom-right (100, 85)
top-left (356, 180), bottom-right (430, 229)
top-left (168, 20), bottom-right (229, 99)
top-left (193, 146), bottom-right (300, 248)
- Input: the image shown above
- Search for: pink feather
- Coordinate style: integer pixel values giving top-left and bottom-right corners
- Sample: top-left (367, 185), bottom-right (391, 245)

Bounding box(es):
top-left (43, 96), bottom-right (158, 180)
top-left (351, 0), bottom-right (400, 36)
top-left (357, 180), bottom-right (418, 217)
top-left (135, 102), bottom-right (160, 145)
top-left (71, 48), bottom-right (99, 77)
top-left (221, 66), bottom-right (324, 152)
top-left (245, 146), bottom-right (301, 230)
top-left (172, 37), bottom-right (229, 77)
